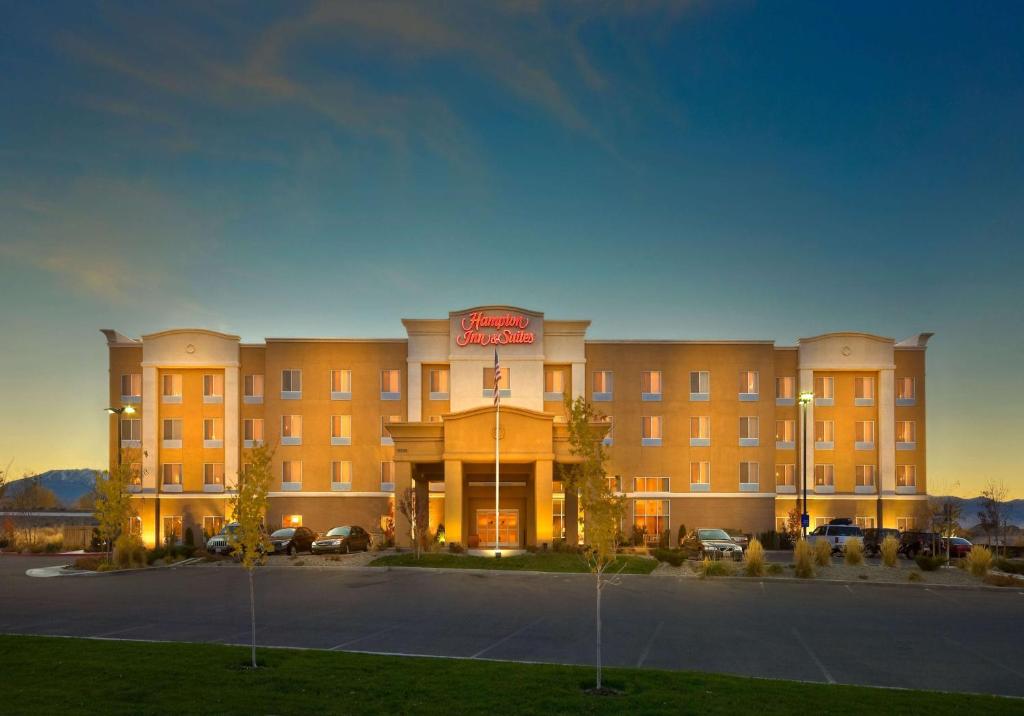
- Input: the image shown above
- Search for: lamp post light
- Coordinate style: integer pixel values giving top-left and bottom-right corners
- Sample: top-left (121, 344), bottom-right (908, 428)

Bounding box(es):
top-left (797, 391), bottom-right (814, 539)
top-left (105, 405), bottom-right (136, 467)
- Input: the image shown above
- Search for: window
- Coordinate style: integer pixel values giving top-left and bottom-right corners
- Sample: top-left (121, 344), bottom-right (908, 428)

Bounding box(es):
top-left (855, 516), bottom-right (876, 529)
top-left (161, 463), bottom-right (182, 490)
top-left (641, 371), bottom-right (662, 401)
top-left (897, 517), bottom-right (916, 531)
top-left (593, 371), bottom-right (613, 401)
top-left (128, 462), bottom-right (142, 489)
top-left (739, 416), bottom-right (759, 446)
top-left (896, 465), bottom-right (917, 490)
top-left (775, 376), bottom-right (795, 403)
top-left (600, 415), bottom-right (613, 446)
top-left (896, 420), bottom-right (916, 448)
top-left (203, 373), bottom-right (224, 403)
top-left (633, 499), bottom-right (669, 542)
top-left (854, 376), bottom-right (875, 406)
top-left (689, 371), bottom-right (710, 401)
top-left (544, 367), bottom-right (566, 400)
top-left (380, 461), bottom-right (396, 490)
top-left (814, 464), bottom-right (835, 490)
top-left (243, 418), bottom-right (264, 448)
top-left (606, 475), bottom-right (622, 493)
top-left (162, 419), bottom-right (182, 448)
top-left (283, 514), bottom-right (303, 528)
top-left (161, 374), bottom-right (182, 403)
top-left (203, 463), bottom-right (224, 489)
top-left (739, 370), bottom-right (759, 400)
top-left (162, 516), bottom-right (183, 545)
top-left (120, 373), bottom-right (142, 401)
top-left (331, 461), bottom-right (352, 490)
top-left (775, 516), bottom-right (787, 533)
top-left (203, 418), bottom-right (223, 448)
top-left (381, 369), bottom-right (401, 400)
top-left (633, 476), bottom-right (670, 493)
top-left (282, 461), bottom-right (302, 489)
top-left (814, 517), bottom-right (834, 528)
top-left (120, 418), bottom-right (141, 446)
top-left (552, 497), bottom-right (565, 539)
top-left (129, 515), bottom-right (142, 536)
top-left (203, 515), bottom-right (224, 538)
top-left (331, 369), bottom-right (353, 400)
top-left (814, 420), bottom-right (835, 449)
top-left (281, 369), bottom-right (302, 399)
top-left (429, 368), bottom-right (449, 400)
top-left (244, 374), bottom-right (264, 403)
top-left (281, 415), bottom-right (302, 445)
top-left (380, 414), bottom-right (400, 445)
top-left (689, 461), bottom-right (710, 491)
top-left (897, 377), bottom-right (916, 405)
top-left (775, 419), bottom-right (795, 447)
top-left (641, 416), bottom-right (662, 446)
top-left (331, 415), bottom-right (352, 446)
top-left (739, 462), bottom-right (759, 490)
top-left (814, 375), bottom-right (834, 405)
top-left (855, 465), bottom-right (876, 491)
top-left (689, 416), bottom-right (711, 447)
top-left (855, 420), bottom-right (875, 449)
top-left (775, 464), bottom-right (796, 491)
top-left (482, 366), bottom-right (510, 397)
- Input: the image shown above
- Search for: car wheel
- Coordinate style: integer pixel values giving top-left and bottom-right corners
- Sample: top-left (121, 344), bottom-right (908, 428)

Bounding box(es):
top-left (343, 543), bottom-right (350, 555)
top-left (287, 545), bottom-right (294, 556)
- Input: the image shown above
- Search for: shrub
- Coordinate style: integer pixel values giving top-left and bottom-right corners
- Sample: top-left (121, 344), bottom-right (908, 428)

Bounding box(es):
top-left (994, 558), bottom-right (1024, 575)
top-left (146, 547), bottom-right (167, 565)
top-left (908, 572), bottom-right (922, 582)
top-left (966, 545), bottom-right (993, 577)
top-left (701, 558), bottom-right (733, 578)
top-left (844, 538), bottom-right (865, 566)
top-left (292, 559), bottom-right (305, 566)
top-left (984, 573), bottom-right (1021, 587)
top-left (813, 539), bottom-right (832, 567)
top-left (793, 539), bottom-right (814, 579)
top-left (880, 535), bottom-right (899, 567)
top-left (524, 544), bottom-right (538, 553)
top-left (766, 563), bottom-right (783, 576)
top-left (744, 538), bottom-right (765, 577)
top-left (677, 523), bottom-right (687, 547)
top-left (448, 542), bottom-right (465, 554)
top-left (659, 529), bottom-right (671, 549)
top-left (915, 554), bottom-right (946, 572)
top-left (184, 527), bottom-right (195, 547)
top-left (73, 556), bottom-right (103, 571)
top-left (757, 530), bottom-right (782, 550)
top-left (44, 541), bottom-right (64, 553)
top-left (114, 533), bottom-right (147, 569)
top-left (652, 548), bottom-right (684, 567)
top-left (96, 562), bottom-right (115, 572)
top-left (630, 524), bottom-right (648, 547)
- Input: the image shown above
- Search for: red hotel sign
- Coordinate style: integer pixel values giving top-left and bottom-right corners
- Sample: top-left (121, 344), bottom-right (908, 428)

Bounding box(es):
top-left (456, 312), bottom-right (536, 347)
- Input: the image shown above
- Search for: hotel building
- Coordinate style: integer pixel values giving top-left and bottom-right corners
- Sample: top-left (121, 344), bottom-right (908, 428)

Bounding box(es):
top-left (103, 306), bottom-right (932, 548)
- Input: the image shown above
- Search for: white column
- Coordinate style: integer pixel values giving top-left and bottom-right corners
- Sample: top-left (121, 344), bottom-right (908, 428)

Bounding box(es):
top-left (407, 360), bottom-right (422, 422)
top-left (571, 362), bottom-right (585, 400)
top-left (141, 365), bottom-right (158, 491)
top-left (224, 365), bottom-right (240, 490)
top-left (799, 369), bottom-right (814, 496)
top-left (879, 368), bottom-right (895, 495)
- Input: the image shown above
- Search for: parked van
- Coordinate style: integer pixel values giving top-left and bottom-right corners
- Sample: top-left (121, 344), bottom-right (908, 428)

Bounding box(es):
top-left (807, 524), bottom-right (864, 554)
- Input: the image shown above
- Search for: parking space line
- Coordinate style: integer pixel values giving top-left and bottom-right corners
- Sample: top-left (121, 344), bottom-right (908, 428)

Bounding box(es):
top-left (471, 617), bottom-right (544, 659)
top-left (844, 585), bottom-right (854, 594)
top-left (792, 627), bottom-right (835, 684)
top-left (329, 625), bottom-right (398, 651)
top-left (944, 637), bottom-right (1024, 680)
top-left (635, 620), bottom-right (664, 667)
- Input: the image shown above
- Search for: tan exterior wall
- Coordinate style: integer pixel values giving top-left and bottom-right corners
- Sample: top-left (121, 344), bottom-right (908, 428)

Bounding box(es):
top-left (895, 348), bottom-right (927, 494)
top-left (107, 345), bottom-right (143, 466)
top-left (267, 496), bottom-right (391, 536)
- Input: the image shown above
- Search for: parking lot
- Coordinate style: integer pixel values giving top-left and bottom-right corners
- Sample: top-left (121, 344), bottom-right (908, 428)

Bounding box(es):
top-left (3, 555), bottom-right (1024, 697)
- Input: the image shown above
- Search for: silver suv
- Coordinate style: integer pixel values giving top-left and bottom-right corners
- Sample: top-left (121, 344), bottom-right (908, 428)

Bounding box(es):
top-left (807, 524), bottom-right (864, 554)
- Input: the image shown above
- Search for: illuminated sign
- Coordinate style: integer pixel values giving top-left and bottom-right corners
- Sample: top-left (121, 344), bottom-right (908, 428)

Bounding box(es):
top-left (456, 311), bottom-right (536, 347)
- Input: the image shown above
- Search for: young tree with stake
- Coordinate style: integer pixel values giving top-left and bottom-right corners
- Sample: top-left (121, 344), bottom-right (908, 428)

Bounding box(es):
top-left (94, 454), bottom-right (139, 565)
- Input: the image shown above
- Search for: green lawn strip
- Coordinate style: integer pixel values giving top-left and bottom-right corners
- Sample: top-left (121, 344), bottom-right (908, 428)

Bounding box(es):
top-left (368, 551), bottom-right (656, 574)
top-left (0, 635), bottom-right (1016, 715)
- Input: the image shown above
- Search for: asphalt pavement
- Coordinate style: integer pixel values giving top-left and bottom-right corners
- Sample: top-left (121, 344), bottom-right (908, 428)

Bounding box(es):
top-left (2, 555), bottom-right (1023, 697)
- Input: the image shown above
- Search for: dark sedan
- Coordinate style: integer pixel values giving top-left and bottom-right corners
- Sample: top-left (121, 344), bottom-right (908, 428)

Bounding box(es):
top-left (311, 525), bottom-right (372, 554)
top-left (269, 526), bottom-right (317, 555)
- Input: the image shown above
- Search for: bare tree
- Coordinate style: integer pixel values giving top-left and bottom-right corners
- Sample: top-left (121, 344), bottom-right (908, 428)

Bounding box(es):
top-left (979, 480), bottom-right (1010, 557)
top-left (397, 486), bottom-right (421, 558)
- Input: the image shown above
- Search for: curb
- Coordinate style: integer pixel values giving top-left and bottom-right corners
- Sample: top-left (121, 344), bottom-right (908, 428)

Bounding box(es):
top-left (26, 557), bottom-right (204, 578)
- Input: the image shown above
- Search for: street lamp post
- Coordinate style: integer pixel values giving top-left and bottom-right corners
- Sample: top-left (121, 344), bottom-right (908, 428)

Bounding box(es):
top-left (798, 391), bottom-right (814, 539)
top-left (104, 405), bottom-right (136, 467)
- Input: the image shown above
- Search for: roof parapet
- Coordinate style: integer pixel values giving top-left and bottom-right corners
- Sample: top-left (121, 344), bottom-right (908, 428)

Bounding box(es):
top-left (100, 329), bottom-right (140, 345)
top-left (896, 332), bottom-right (935, 348)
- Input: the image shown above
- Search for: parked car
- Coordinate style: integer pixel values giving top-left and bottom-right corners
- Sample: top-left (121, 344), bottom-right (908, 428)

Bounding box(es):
top-left (269, 526), bottom-right (317, 555)
top-left (205, 522), bottom-right (242, 555)
top-left (684, 528), bottom-right (745, 561)
top-left (898, 531), bottom-right (939, 559)
top-left (807, 524), bottom-right (864, 554)
top-left (862, 528), bottom-right (901, 557)
top-left (724, 529), bottom-right (750, 550)
top-left (311, 525), bottom-right (372, 554)
top-left (939, 536), bottom-right (973, 559)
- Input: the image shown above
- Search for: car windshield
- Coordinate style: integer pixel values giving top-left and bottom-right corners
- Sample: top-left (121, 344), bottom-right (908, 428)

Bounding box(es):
top-left (218, 524), bottom-right (239, 535)
top-left (833, 526), bottom-right (862, 536)
top-left (327, 527), bottom-right (351, 537)
top-left (698, 529), bottom-right (731, 541)
top-left (271, 528), bottom-right (295, 538)
top-left (950, 538), bottom-right (970, 545)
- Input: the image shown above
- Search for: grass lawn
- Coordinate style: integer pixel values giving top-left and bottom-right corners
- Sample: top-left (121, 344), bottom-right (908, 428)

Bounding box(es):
top-left (0, 635), bottom-right (1018, 715)
top-left (369, 550), bottom-right (658, 574)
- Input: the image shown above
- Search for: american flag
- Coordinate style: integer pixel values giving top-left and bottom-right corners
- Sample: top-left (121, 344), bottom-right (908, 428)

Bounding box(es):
top-left (493, 350), bottom-right (501, 407)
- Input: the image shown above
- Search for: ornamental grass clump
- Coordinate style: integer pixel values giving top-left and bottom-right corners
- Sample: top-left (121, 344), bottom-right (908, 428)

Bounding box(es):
top-left (701, 557), bottom-right (733, 578)
top-left (744, 538), bottom-right (765, 577)
top-left (966, 545), bottom-right (993, 578)
top-left (844, 537), bottom-right (865, 566)
top-left (793, 539), bottom-right (814, 579)
top-left (880, 535), bottom-right (899, 568)
top-left (813, 539), bottom-right (832, 567)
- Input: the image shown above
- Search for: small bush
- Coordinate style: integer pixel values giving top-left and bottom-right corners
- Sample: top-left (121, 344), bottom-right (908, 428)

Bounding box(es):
top-left (915, 554), bottom-right (946, 572)
top-left (908, 572), bottom-right (923, 582)
top-left (700, 558), bottom-right (733, 578)
top-left (73, 556), bottom-right (103, 571)
top-left (744, 538), bottom-right (765, 577)
top-left (994, 558), bottom-right (1024, 575)
top-left (794, 540), bottom-right (814, 579)
top-left (844, 538), bottom-right (865, 566)
top-left (448, 542), bottom-right (465, 554)
top-left (677, 523), bottom-right (687, 547)
top-left (766, 563), bottom-right (783, 576)
top-left (880, 535), bottom-right (899, 568)
top-left (114, 533), bottom-right (147, 569)
top-left (984, 573), bottom-right (1021, 587)
top-left (630, 524), bottom-right (648, 547)
top-left (184, 527), bottom-right (195, 547)
top-left (524, 544), bottom-right (539, 553)
top-left (652, 548), bottom-right (685, 567)
top-left (858, 574), bottom-right (869, 580)
top-left (292, 559), bottom-right (305, 566)
top-left (96, 562), bottom-right (115, 572)
top-left (966, 545), bottom-right (993, 577)
top-left (146, 547), bottom-right (167, 565)
top-left (813, 539), bottom-right (832, 567)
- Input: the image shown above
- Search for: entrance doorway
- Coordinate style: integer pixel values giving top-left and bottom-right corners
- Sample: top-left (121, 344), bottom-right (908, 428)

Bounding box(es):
top-left (476, 509), bottom-right (519, 548)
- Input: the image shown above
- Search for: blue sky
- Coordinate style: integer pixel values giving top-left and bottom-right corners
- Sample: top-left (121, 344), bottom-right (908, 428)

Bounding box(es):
top-left (1, 1), bottom-right (1022, 494)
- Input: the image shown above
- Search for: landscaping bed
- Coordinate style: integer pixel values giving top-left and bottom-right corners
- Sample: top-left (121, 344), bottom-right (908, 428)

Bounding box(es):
top-left (368, 551), bottom-right (658, 574)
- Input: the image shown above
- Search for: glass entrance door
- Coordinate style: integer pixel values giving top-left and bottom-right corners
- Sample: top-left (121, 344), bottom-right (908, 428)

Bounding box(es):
top-left (476, 509), bottom-right (519, 548)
